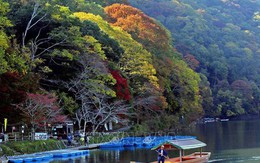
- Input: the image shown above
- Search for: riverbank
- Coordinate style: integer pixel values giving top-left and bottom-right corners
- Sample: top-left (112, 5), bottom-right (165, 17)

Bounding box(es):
top-left (0, 140), bottom-right (100, 163)
top-left (0, 132), bottom-right (123, 157)
top-left (229, 114), bottom-right (260, 121)
top-left (0, 139), bottom-right (66, 157)
top-left (0, 135), bottom-right (199, 162)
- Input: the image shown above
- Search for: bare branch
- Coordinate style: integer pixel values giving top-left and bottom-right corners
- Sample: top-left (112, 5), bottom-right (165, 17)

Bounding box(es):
top-left (37, 39), bottom-right (66, 57)
top-left (22, 2), bottom-right (47, 48)
top-left (15, 93), bottom-right (66, 140)
top-left (34, 22), bottom-right (50, 44)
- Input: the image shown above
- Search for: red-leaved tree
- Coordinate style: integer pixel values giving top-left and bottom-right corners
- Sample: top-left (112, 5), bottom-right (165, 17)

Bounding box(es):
top-left (110, 70), bottom-right (131, 101)
top-left (16, 93), bottom-right (67, 140)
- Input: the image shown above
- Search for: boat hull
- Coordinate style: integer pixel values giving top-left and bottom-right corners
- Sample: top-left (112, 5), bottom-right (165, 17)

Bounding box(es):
top-left (151, 152), bottom-right (211, 163)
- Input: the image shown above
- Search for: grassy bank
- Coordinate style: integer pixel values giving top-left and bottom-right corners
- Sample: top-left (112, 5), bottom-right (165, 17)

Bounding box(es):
top-left (0, 139), bottom-right (66, 156)
top-left (0, 132), bottom-right (139, 156)
top-left (0, 133), bottom-right (121, 156)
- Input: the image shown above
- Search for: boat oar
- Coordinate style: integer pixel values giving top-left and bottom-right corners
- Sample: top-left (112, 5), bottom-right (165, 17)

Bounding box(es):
top-left (155, 150), bottom-right (169, 159)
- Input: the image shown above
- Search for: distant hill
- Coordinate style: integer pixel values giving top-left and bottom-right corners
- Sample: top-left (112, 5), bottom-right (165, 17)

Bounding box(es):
top-left (129, 0), bottom-right (260, 117)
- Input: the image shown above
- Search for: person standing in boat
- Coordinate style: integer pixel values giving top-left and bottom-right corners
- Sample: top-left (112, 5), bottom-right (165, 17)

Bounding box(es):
top-left (157, 145), bottom-right (168, 163)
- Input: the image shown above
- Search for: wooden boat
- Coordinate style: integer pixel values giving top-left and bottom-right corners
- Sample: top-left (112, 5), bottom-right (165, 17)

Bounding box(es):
top-left (150, 138), bottom-right (211, 163)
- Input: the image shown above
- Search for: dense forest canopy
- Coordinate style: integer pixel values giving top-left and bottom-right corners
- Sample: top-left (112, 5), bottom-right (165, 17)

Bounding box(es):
top-left (129, 0), bottom-right (260, 118)
top-left (0, 0), bottom-right (259, 134)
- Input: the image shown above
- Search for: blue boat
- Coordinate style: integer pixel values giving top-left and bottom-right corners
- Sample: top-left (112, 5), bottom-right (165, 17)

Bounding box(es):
top-left (98, 135), bottom-right (197, 149)
top-left (133, 137), bottom-right (144, 147)
top-left (8, 158), bottom-right (23, 163)
top-left (121, 137), bottom-right (135, 147)
top-left (35, 153), bottom-right (53, 160)
top-left (99, 140), bottom-right (124, 148)
top-left (8, 149), bottom-right (89, 163)
top-left (32, 156), bottom-right (44, 161)
top-left (142, 136), bottom-right (156, 146)
top-left (23, 157), bottom-right (33, 162)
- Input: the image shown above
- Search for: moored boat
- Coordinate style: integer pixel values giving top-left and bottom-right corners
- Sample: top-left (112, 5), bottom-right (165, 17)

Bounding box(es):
top-left (150, 138), bottom-right (211, 163)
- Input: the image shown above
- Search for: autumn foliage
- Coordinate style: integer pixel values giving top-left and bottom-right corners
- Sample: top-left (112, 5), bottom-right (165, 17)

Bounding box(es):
top-left (16, 93), bottom-right (67, 132)
top-left (183, 54), bottom-right (200, 70)
top-left (2, 0), bottom-right (258, 134)
top-left (104, 4), bottom-right (172, 55)
top-left (111, 70), bottom-right (131, 101)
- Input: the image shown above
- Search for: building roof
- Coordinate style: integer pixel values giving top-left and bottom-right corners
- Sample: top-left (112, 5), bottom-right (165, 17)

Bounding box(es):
top-left (151, 138), bottom-right (207, 150)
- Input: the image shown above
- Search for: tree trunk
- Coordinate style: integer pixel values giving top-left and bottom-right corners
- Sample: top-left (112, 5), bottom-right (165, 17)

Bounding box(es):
top-left (83, 121), bottom-right (87, 134)
top-left (31, 126), bottom-right (35, 141)
top-left (92, 125), bottom-right (95, 135)
top-left (44, 121), bottom-right (47, 133)
top-left (77, 119), bottom-right (81, 131)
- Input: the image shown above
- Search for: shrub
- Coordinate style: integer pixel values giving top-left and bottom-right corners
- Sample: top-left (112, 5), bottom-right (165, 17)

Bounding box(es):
top-left (1, 139), bottom-right (65, 156)
top-left (0, 144), bottom-right (15, 156)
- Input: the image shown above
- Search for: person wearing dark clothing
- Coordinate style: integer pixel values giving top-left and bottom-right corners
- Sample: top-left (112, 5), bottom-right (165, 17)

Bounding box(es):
top-left (67, 134), bottom-right (72, 146)
top-left (157, 145), bottom-right (168, 163)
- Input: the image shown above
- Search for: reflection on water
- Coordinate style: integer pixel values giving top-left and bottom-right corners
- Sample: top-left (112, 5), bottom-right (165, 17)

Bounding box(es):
top-left (51, 119), bottom-right (260, 163)
top-left (50, 147), bottom-right (180, 163)
top-left (50, 156), bottom-right (89, 163)
top-left (191, 120), bottom-right (260, 151)
top-left (88, 148), bottom-right (158, 163)
top-left (189, 119), bottom-right (260, 163)
top-left (208, 148), bottom-right (260, 163)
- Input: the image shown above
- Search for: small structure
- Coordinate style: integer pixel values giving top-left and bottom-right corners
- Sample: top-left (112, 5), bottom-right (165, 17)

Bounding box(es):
top-left (52, 121), bottom-right (73, 139)
top-left (151, 138), bottom-right (211, 163)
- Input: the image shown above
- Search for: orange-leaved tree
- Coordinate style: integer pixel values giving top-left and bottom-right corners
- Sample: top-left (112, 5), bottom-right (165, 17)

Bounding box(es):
top-left (104, 3), bottom-right (173, 55)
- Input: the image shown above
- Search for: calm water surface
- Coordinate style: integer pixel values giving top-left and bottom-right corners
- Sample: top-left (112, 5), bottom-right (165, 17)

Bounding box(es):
top-left (193, 119), bottom-right (260, 163)
top-left (51, 119), bottom-right (260, 163)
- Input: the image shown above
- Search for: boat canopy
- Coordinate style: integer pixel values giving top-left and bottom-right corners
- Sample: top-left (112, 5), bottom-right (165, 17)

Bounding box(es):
top-left (151, 138), bottom-right (206, 150)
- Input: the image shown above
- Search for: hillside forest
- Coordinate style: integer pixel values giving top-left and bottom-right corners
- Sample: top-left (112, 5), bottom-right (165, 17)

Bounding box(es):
top-left (0, 0), bottom-right (259, 134)
top-left (129, 0), bottom-right (260, 118)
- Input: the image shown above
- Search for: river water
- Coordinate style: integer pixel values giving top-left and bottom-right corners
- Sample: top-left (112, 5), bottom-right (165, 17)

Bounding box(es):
top-left (51, 119), bottom-right (260, 163)
top-left (192, 119), bottom-right (260, 163)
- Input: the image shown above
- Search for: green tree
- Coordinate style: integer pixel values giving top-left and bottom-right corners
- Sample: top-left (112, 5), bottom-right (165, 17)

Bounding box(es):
top-left (0, 0), bottom-right (12, 74)
top-left (209, 61), bottom-right (228, 84)
top-left (216, 90), bottom-right (245, 117)
top-left (80, 20), bottom-right (123, 62)
top-left (129, 0), bottom-right (260, 118)
top-left (199, 74), bottom-right (215, 116)
top-left (167, 60), bottom-right (203, 123)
